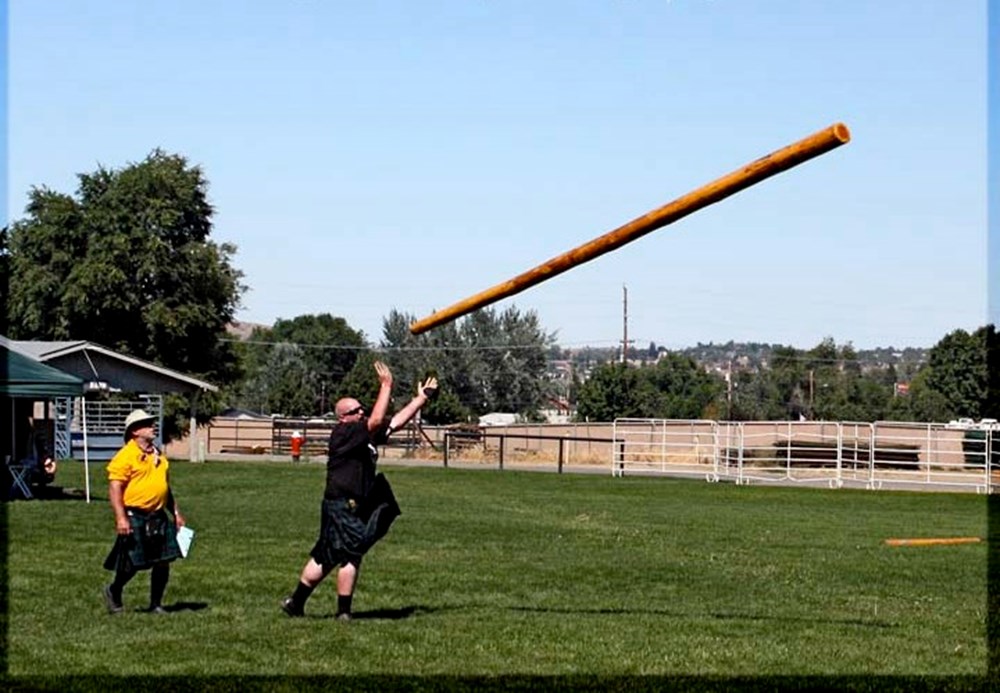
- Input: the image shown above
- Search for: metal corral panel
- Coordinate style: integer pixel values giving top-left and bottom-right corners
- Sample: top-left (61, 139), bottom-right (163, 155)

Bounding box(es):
top-left (613, 418), bottom-right (998, 493)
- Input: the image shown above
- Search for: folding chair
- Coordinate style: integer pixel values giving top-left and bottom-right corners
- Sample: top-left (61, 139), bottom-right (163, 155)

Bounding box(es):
top-left (6, 456), bottom-right (34, 500)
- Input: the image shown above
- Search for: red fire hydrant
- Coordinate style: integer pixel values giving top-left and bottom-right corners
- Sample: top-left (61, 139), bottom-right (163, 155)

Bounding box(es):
top-left (290, 430), bottom-right (304, 462)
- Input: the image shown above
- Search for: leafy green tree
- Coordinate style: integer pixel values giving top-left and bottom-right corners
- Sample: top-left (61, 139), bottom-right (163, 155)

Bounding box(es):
top-left (725, 338), bottom-right (896, 423)
top-left (378, 306), bottom-right (554, 421)
top-left (922, 327), bottom-right (989, 420)
top-left (239, 342), bottom-right (317, 416)
top-left (378, 310), bottom-right (438, 400)
top-left (332, 346), bottom-right (470, 426)
top-left (800, 338), bottom-right (838, 420)
top-left (575, 355), bottom-right (723, 421)
top-left (418, 388), bottom-right (472, 425)
top-left (882, 327), bottom-right (990, 423)
top-left (231, 314), bottom-right (368, 417)
top-left (802, 341), bottom-right (890, 422)
top-left (729, 369), bottom-right (786, 421)
top-left (272, 314), bottom-right (366, 415)
top-left (378, 309), bottom-right (473, 424)
top-left (473, 307), bottom-right (554, 416)
top-left (7, 151), bottom-right (243, 377)
top-left (770, 345), bottom-right (808, 419)
top-left (875, 363), bottom-right (899, 388)
top-left (884, 368), bottom-right (952, 422)
top-left (5, 150), bottom-right (245, 439)
top-left (813, 374), bottom-right (891, 422)
top-left (643, 353), bottom-right (724, 419)
top-left (335, 350), bottom-right (384, 411)
top-left (574, 363), bottom-right (649, 421)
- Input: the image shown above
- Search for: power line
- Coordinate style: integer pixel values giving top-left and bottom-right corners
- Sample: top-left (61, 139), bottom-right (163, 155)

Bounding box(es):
top-left (221, 337), bottom-right (924, 367)
top-left (221, 338), bottom-right (552, 353)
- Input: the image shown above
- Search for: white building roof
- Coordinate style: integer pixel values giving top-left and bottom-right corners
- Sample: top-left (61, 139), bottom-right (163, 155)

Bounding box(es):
top-left (2, 337), bottom-right (217, 393)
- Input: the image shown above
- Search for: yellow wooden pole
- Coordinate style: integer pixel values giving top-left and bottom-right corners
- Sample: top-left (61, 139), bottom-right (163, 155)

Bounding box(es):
top-left (884, 537), bottom-right (982, 547)
top-left (410, 122), bottom-right (851, 335)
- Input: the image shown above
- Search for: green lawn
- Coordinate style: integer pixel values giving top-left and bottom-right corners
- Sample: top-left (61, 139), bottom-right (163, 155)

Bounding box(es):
top-left (4, 459), bottom-right (988, 677)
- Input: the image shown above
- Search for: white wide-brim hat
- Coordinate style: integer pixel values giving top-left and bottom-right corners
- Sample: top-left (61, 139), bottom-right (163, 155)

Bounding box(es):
top-left (123, 409), bottom-right (157, 441)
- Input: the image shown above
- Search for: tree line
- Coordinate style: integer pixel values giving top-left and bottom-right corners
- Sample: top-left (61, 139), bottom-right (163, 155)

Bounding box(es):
top-left (571, 330), bottom-right (995, 425)
top-left (2, 150), bottom-right (995, 440)
top-left (229, 307), bottom-right (556, 426)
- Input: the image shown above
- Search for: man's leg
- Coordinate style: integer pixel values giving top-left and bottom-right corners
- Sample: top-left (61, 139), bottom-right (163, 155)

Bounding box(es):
top-left (149, 562), bottom-right (170, 612)
top-left (105, 563), bottom-right (136, 614)
top-left (335, 559), bottom-right (361, 620)
top-left (301, 557), bottom-right (334, 587)
top-left (281, 558), bottom-right (334, 616)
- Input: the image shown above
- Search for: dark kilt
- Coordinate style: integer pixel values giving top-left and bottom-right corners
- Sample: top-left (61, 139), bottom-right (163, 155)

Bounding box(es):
top-left (310, 473), bottom-right (401, 568)
top-left (103, 508), bottom-right (181, 572)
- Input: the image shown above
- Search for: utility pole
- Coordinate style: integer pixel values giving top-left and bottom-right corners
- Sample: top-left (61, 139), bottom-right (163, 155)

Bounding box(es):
top-left (808, 368), bottom-right (814, 420)
top-left (726, 358), bottom-right (733, 420)
top-left (620, 284), bottom-right (633, 364)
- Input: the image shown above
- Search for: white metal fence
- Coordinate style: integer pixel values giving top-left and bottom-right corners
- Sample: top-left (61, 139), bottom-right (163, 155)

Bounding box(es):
top-left (51, 396), bottom-right (164, 461)
top-left (612, 418), bottom-right (999, 493)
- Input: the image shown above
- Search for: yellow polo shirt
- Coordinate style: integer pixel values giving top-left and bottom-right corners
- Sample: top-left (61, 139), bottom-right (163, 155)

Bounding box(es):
top-left (106, 439), bottom-right (171, 512)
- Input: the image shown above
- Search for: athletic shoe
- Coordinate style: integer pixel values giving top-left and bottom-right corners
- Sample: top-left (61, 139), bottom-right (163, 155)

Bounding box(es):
top-left (146, 605), bottom-right (168, 615)
top-left (335, 612), bottom-right (352, 622)
top-left (103, 585), bottom-right (124, 615)
top-left (280, 597), bottom-right (304, 617)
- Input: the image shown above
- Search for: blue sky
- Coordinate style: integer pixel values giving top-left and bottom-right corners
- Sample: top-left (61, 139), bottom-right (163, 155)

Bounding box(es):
top-left (991, 0), bottom-right (1000, 330)
top-left (6, 1), bottom-right (992, 350)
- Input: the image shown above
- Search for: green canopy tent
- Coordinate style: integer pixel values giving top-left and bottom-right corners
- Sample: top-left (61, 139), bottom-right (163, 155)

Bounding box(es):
top-left (2, 344), bottom-right (85, 498)
top-left (1, 344), bottom-right (85, 397)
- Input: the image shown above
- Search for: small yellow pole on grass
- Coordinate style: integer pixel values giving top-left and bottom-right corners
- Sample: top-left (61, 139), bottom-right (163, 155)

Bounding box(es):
top-left (884, 537), bottom-right (983, 547)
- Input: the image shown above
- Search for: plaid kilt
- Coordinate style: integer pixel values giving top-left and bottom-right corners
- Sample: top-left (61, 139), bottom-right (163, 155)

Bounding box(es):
top-left (103, 508), bottom-right (181, 572)
top-left (310, 473), bottom-right (401, 568)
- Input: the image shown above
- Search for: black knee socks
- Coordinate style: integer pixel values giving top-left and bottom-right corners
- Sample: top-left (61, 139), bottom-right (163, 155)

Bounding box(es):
top-left (111, 566), bottom-right (136, 597)
top-left (292, 581), bottom-right (315, 607)
top-left (110, 563), bottom-right (170, 608)
top-left (150, 563), bottom-right (169, 607)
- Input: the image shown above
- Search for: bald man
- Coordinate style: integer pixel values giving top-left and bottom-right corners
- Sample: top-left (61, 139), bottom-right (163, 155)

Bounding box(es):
top-left (281, 360), bottom-right (437, 620)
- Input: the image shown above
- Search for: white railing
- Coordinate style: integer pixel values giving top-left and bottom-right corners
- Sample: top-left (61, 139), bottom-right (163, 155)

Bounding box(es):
top-left (68, 396), bottom-right (163, 434)
top-left (612, 419), bottom-right (997, 493)
top-left (612, 419), bottom-right (721, 479)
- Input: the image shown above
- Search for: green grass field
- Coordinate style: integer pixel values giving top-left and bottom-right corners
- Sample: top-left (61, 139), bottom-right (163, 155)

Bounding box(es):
top-left (4, 459), bottom-right (988, 677)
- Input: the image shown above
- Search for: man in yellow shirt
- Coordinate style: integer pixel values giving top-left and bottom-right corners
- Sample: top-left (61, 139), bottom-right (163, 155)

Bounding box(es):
top-left (102, 409), bottom-right (186, 614)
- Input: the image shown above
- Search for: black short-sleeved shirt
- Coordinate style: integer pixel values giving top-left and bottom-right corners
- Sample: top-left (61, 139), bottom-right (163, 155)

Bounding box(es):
top-left (323, 420), bottom-right (390, 500)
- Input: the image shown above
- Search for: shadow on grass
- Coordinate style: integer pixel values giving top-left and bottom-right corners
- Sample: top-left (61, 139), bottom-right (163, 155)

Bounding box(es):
top-left (307, 602), bottom-right (896, 629)
top-left (509, 605), bottom-right (897, 629)
top-left (162, 601), bottom-right (210, 613)
top-left (317, 605), bottom-right (441, 620)
top-left (7, 485), bottom-right (91, 501)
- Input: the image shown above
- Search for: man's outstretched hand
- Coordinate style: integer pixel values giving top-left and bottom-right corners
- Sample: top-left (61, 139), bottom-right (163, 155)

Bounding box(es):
top-left (419, 376), bottom-right (439, 400)
top-left (374, 360), bottom-right (393, 388)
